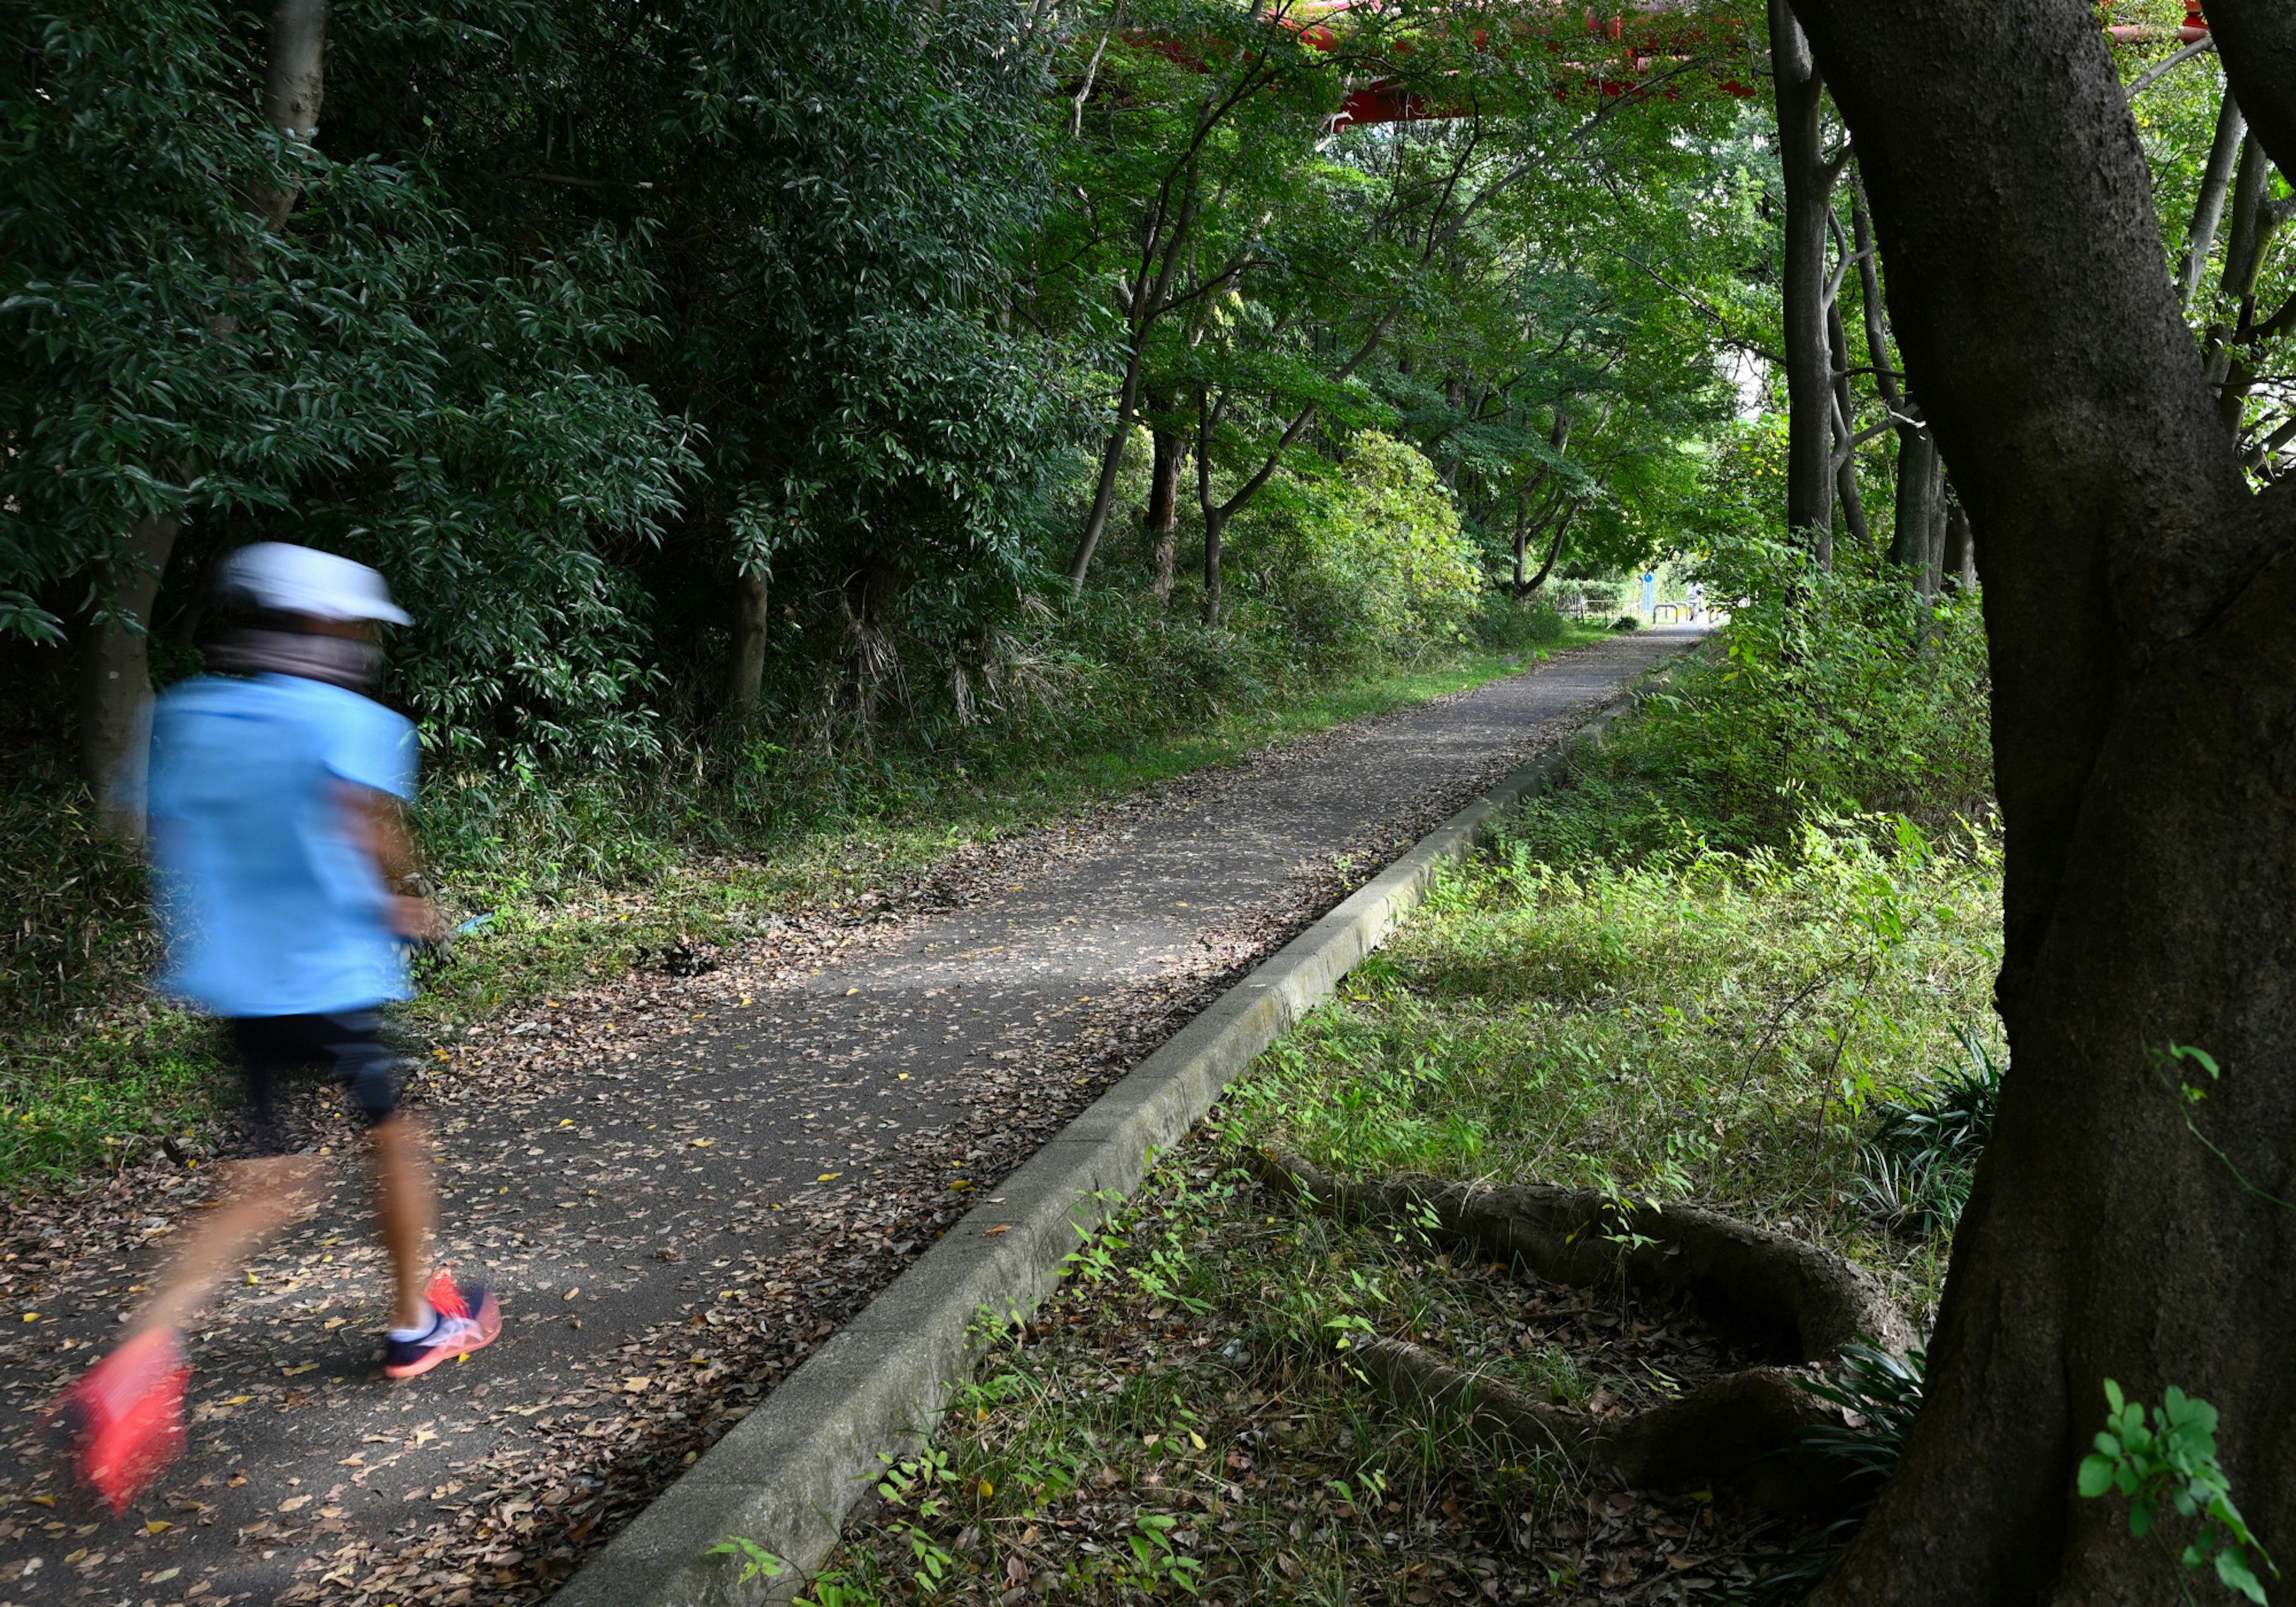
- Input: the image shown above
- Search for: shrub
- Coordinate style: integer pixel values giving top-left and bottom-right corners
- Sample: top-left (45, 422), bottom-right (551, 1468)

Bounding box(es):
top-left (1230, 432), bottom-right (1483, 668)
top-left (1515, 535), bottom-right (1990, 861)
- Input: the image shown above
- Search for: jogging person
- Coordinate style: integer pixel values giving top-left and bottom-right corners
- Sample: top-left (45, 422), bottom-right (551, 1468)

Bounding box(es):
top-left (56, 543), bottom-right (499, 1513)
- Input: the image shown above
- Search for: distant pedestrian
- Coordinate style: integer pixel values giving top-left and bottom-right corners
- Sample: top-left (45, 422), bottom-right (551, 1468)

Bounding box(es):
top-left (1687, 581), bottom-right (1706, 622)
top-left (53, 544), bottom-right (498, 1514)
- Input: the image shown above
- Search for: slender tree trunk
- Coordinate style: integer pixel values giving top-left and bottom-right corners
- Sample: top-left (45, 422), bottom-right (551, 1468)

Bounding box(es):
top-left (1146, 414), bottom-right (1182, 605)
top-left (2206, 133), bottom-right (2283, 436)
top-left (1518, 502), bottom-right (1580, 597)
top-left (2178, 91), bottom-right (2247, 310)
top-left (1772, 0), bottom-right (1840, 564)
top-left (1511, 495), bottom-right (1529, 594)
top-left (726, 568), bottom-right (771, 721)
top-left (1069, 171), bottom-right (1203, 595)
top-left (77, 517), bottom-right (177, 830)
top-left (1888, 427), bottom-right (1943, 582)
top-left (1199, 508), bottom-right (1225, 625)
top-left (1787, 0), bottom-right (2296, 1596)
top-left (1941, 500), bottom-right (1974, 593)
top-left (1827, 300), bottom-right (1870, 551)
top-left (255, 0), bottom-right (327, 225)
top-left (78, 0), bottom-right (329, 825)
top-left (1068, 351), bottom-right (1148, 594)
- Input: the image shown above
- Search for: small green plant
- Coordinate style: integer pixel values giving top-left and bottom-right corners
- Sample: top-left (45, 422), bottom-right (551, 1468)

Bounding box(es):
top-left (867, 1447), bottom-right (968, 1596)
top-left (2155, 1044), bottom-right (2296, 1213)
top-left (2078, 1380), bottom-right (2276, 1605)
top-left (1123, 1512), bottom-right (1205, 1596)
top-left (705, 1535), bottom-right (788, 1584)
top-left (1855, 1029), bottom-right (2001, 1232)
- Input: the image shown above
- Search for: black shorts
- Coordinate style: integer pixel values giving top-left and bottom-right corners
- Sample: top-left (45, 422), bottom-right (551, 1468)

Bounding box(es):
top-left (230, 1010), bottom-right (401, 1154)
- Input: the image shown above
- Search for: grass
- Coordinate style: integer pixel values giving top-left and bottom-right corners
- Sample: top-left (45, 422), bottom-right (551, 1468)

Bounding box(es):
top-left (0, 629), bottom-right (1607, 1192)
top-left (796, 653), bottom-right (2004, 1604)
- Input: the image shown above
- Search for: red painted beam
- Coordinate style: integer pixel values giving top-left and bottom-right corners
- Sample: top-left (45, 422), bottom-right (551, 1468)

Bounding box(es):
top-left (1122, 2), bottom-right (2212, 132)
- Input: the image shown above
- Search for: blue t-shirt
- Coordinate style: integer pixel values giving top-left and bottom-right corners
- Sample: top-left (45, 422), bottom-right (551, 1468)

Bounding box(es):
top-left (146, 674), bottom-right (419, 1018)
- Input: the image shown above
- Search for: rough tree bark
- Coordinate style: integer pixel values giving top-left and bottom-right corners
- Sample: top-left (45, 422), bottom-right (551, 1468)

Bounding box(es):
top-left (77, 0), bottom-right (329, 823)
top-left (1770, 0), bottom-right (1847, 564)
top-left (1782, 0), bottom-right (2296, 1599)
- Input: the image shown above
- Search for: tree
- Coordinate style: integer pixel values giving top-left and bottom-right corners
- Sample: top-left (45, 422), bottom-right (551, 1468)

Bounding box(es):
top-left (1766, 0), bottom-right (1848, 564)
top-left (329, 0), bottom-right (1076, 725)
top-left (0, 0), bottom-right (686, 795)
top-left (1772, 0), bottom-right (2296, 1598)
top-left (1051, 0), bottom-right (1349, 597)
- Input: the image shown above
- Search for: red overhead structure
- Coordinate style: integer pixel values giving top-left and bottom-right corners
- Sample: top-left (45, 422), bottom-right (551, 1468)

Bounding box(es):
top-left (1126, 2), bottom-right (2212, 130)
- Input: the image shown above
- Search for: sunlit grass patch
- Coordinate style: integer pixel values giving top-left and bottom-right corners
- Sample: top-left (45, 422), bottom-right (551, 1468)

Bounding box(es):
top-left (1226, 813), bottom-right (2002, 1312)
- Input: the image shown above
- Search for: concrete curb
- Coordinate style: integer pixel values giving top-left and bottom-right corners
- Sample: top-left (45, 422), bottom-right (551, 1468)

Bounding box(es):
top-left (554, 678), bottom-right (1657, 1607)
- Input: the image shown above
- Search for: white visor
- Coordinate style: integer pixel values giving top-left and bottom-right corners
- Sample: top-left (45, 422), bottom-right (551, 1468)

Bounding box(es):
top-left (218, 542), bottom-right (412, 625)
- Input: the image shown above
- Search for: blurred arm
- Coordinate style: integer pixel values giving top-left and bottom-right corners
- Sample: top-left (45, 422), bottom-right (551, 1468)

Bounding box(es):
top-left (340, 781), bottom-right (444, 940)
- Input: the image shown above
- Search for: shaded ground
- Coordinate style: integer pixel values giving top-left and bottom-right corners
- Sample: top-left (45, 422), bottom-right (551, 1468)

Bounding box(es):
top-left (806, 1121), bottom-right (1798, 1607)
top-left (0, 627), bottom-right (1694, 1607)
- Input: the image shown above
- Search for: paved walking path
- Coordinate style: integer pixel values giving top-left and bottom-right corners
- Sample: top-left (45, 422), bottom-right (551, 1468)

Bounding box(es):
top-left (0, 628), bottom-right (1694, 1607)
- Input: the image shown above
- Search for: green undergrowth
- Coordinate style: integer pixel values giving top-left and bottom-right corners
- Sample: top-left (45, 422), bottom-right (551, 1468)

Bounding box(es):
top-left (0, 622), bottom-right (1601, 1191)
top-left (1234, 810), bottom-right (2002, 1311)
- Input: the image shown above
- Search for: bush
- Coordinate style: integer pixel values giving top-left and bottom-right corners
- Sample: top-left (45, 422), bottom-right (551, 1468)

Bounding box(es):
top-left (1516, 536), bottom-right (1990, 861)
top-left (1229, 432), bottom-right (1483, 668)
top-left (1467, 593), bottom-right (1567, 654)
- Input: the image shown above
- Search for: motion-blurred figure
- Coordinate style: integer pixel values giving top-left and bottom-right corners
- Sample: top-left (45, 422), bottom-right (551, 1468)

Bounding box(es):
top-left (54, 544), bottom-right (499, 1514)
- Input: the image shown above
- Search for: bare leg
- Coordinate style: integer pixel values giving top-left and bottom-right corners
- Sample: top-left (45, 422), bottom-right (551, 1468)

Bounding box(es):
top-left (124, 1156), bottom-right (323, 1340)
top-left (371, 1113), bottom-right (436, 1330)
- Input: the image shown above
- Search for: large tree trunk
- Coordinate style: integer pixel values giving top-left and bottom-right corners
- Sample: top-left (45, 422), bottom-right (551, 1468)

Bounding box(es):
top-left (726, 567), bottom-right (771, 722)
top-left (1771, 0), bottom-right (1839, 564)
top-left (1787, 0), bottom-right (2296, 1597)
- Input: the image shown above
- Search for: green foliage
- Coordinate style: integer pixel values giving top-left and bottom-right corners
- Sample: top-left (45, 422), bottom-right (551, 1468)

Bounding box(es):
top-left (1229, 809), bottom-right (1999, 1288)
top-left (1230, 433), bottom-right (1483, 666)
top-left (1514, 536), bottom-right (1990, 864)
top-left (1854, 1030), bottom-right (2001, 1232)
top-left (704, 1536), bottom-right (787, 1585)
top-left (2080, 1380), bottom-right (2277, 1605)
top-left (0, 0), bottom-right (693, 760)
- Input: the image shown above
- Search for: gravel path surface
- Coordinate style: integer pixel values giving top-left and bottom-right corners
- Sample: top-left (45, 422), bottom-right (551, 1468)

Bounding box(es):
top-left (0, 627), bottom-right (1694, 1607)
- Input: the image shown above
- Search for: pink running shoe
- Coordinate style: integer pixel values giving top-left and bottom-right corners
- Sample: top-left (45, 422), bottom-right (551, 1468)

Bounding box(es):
top-left (382, 1267), bottom-right (500, 1379)
top-left (50, 1329), bottom-right (190, 1516)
